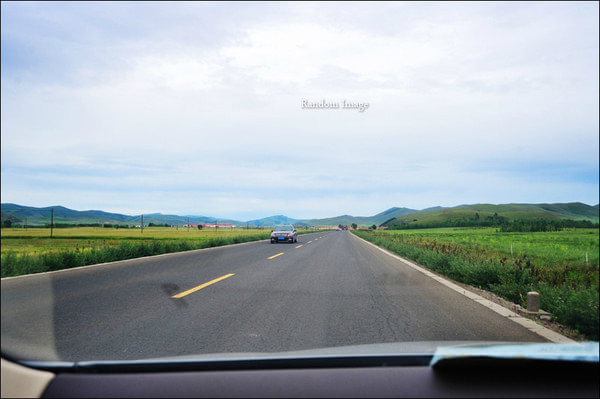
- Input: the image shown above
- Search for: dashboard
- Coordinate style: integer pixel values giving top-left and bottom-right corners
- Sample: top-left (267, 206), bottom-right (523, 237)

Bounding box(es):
top-left (3, 348), bottom-right (598, 398)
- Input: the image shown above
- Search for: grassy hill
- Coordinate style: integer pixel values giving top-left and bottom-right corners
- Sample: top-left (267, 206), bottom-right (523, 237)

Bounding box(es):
top-left (1, 204), bottom-right (136, 225)
top-left (303, 207), bottom-right (419, 227)
top-left (0, 204), bottom-right (241, 227)
top-left (383, 202), bottom-right (599, 228)
top-left (245, 215), bottom-right (305, 227)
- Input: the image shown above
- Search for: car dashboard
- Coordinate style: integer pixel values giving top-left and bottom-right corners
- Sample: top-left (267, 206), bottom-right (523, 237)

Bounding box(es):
top-left (2, 342), bottom-right (598, 398)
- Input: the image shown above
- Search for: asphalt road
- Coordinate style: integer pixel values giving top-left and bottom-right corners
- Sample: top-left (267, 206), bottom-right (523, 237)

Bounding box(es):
top-left (1, 230), bottom-right (551, 362)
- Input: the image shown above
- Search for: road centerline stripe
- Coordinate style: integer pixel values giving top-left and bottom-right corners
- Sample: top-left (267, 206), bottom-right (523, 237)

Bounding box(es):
top-left (295, 245), bottom-right (303, 248)
top-left (268, 252), bottom-right (285, 259)
top-left (172, 273), bottom-right (235, 298)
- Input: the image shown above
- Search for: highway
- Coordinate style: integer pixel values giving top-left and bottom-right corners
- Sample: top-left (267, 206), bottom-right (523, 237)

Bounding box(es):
top-left (1, 230), bottom-right (553, 362)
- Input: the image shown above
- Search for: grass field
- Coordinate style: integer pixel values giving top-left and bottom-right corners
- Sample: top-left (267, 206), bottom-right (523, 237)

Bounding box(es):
top-left (353, 227), bottom-right (599, 340)
top-left (1, 226), bottom-right (274, 256)
top-left (375, 227), bottom-right (599, 270)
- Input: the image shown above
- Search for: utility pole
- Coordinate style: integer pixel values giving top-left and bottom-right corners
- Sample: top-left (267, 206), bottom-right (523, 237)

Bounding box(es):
top-left (187, 218), bottom-right (190, 232)
top-left (50, 208), bottom-right (54, 238)
top-left (141, 215), bottom-right (144, 234)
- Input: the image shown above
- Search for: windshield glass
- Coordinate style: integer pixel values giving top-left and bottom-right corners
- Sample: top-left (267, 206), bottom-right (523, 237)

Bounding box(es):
top-left (1, 1), bottom-right (598, 366)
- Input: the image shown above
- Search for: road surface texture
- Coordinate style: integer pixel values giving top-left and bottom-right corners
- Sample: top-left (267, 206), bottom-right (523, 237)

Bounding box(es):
top-left (2, 230), bottom-right (556, 362)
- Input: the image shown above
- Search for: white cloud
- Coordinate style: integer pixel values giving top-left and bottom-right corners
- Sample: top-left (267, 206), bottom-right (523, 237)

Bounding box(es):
top-left (1, 2), bottom-right (598, 219)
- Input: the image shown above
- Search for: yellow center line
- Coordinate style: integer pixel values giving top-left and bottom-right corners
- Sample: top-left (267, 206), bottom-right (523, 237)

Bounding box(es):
top-left (172, 273), bottom-right (235, 298)
top-left (268, 252), bottom-right (285, 259)
top-left (307, 240), bottom-right (313, 244)
top-left (295, 244), bottom-right (303, 248)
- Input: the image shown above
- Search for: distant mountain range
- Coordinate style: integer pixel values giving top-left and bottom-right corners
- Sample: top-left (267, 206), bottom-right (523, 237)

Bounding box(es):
top-left (1, 202), bottom-right (598, 228)
top-left (0, 204), bottom-right (241, 227)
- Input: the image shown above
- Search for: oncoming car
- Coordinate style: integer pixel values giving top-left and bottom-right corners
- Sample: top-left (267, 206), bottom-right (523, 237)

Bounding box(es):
top-left (270, 225), bottom-right (298, 243)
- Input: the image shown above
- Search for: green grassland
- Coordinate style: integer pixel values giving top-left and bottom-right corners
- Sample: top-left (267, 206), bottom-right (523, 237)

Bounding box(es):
top-left (1, 226), bottom-right (275, 239)
top-left (353, 227), bottom-right (599, 340)
top-left (1, 227), bottom-right (275, 256)
top-left (375, 227), bottom-right (599, 271)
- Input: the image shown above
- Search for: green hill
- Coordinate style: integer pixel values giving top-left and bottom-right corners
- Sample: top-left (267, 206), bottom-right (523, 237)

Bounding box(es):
top-left (246, 215), bottom-right (305, 227)
top-left (303, 207), bottom-right (419, 228)
top-left (383, 202), bottom-right (599, 228)
top-left (0, 204), bottom-right (136, 225)
top-left (0, 204), bottom-right (240, 227)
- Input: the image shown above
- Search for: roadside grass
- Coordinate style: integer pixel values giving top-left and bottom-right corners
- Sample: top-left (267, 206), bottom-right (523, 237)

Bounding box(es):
top-left (352, 228), bottom-right (599, 341)
top-left (1, 226), bottom-right (275, 241)
top-left (0, 227), bottom-right (314, 278)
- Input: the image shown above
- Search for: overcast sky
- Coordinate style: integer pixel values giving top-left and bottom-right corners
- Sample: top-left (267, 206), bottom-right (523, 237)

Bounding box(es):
top-left (1, 1), bottom-right (598, 220)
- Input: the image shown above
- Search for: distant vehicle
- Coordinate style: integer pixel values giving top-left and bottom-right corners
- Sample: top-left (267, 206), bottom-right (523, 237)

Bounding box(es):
top-left (271, 225), bottom-right (298, 243)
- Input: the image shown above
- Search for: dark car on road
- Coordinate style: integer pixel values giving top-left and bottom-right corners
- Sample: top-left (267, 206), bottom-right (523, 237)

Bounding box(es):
top-left (270, 225), bottom-right (298, 243)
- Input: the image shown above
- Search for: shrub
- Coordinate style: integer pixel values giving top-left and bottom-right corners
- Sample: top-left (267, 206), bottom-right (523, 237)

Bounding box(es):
top-left (538, 283), bottom-right (599, 340)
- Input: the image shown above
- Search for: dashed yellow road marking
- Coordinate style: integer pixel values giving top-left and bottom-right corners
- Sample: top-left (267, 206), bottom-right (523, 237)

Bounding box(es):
top-left (172, 273), bottom-right (235, 298)
top-left (295, 244), bottom-right (303, 248)
top-left (268, 252), bottom-right (285, 259)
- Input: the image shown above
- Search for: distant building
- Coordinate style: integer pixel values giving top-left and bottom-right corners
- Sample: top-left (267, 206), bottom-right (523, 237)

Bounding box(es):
top-left (202, 223), bottom-right (236, 228)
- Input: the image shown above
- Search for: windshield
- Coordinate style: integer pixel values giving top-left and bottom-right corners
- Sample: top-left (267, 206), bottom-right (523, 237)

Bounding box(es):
top-left (1, 1), bottom-right (598, 368)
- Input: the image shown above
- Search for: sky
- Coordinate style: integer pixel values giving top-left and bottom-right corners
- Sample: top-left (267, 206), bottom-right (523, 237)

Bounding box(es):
top-left (1, 1), bottom-right (598, 221)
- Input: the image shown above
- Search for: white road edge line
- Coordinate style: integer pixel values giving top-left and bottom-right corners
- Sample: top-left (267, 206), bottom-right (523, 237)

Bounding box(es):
top-left (351, 233), bottom-right (575, 343)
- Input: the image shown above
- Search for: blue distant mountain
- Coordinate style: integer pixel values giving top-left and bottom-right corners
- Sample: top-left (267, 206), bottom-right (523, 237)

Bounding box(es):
top-left (2, 202), bottom-right (597, 228)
